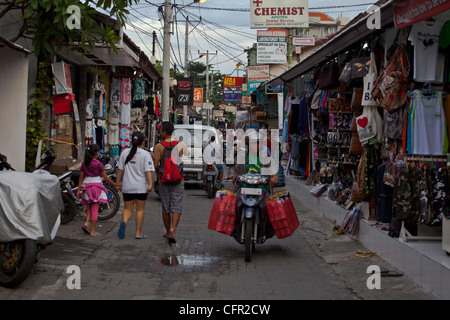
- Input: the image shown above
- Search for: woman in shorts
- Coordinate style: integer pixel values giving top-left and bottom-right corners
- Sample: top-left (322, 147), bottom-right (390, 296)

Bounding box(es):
top-left (116, 131), bottom-right (155, 239)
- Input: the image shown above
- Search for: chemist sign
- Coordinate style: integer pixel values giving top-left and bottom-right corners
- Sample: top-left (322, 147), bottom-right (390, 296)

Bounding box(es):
top-left (250, 0), bottom-right (309, 29)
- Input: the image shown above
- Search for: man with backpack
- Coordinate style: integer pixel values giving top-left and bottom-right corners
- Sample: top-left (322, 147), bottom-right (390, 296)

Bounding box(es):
top-left (153, 121), bottom-right (189, 244)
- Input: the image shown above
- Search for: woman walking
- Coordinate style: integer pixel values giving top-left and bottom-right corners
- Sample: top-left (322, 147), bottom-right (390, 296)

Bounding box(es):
top-left (116, 131), bottom-right (155, 239)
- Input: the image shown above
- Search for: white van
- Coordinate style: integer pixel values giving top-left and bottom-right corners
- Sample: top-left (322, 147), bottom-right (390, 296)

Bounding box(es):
top-left (173, 124), bottom-right (222, 184)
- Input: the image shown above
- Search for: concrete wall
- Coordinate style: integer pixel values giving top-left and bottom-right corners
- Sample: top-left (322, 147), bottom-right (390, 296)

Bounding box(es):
top-left (0, 46), bottom-right (29, 171)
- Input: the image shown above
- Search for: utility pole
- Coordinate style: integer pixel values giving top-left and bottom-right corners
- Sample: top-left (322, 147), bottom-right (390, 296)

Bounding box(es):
top-left (183, 16), bottom-right (190, 125)
top-left (161, 0), bottom-right (172, 122)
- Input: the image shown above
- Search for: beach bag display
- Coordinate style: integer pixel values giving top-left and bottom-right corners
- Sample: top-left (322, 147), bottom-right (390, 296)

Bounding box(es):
top-left (208, 191), bottom-right (236, 235)
top-left (266, 191), bottom-right (299, 239)
top-left (384, 107), bottom-right (405, 140)
top-left (362, 52), bottom-right (379, 107)
top-left (351, 56), bottom-right (371, 80)
top-left (318, 65), bottom-right (339, 90)
top-left (371, 46), bottom-right (410, 111)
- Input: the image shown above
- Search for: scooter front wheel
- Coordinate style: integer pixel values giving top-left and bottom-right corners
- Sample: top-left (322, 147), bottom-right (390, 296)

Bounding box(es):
top-left (244, 218), bottom-right (254, 262)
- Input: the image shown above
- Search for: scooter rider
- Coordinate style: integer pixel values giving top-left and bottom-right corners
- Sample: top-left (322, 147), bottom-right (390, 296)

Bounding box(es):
top-left (202, 135), bottom-right (223, 188)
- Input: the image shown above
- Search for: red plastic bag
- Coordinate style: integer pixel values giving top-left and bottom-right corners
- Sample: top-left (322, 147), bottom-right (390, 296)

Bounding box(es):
top-left (208, 192), bottom-right (236, 235)
top-left (267, 196), bottom-right (299, 239)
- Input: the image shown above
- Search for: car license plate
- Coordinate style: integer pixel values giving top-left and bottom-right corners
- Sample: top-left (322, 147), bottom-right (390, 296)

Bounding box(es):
top-left (241, 188), bottom-right (262, 196)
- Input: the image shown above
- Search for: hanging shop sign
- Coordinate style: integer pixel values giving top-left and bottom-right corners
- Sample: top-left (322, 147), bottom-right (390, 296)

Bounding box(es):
top-left (193, 88), bottom-right (203, 107)
top-left (223, 77), bottom-right (245, 88)
top-left (236, 110), bottom-right (249, 123)
top-left (249, 81), bottom-right (264, 94)
top-left (292, 37), bottom-right (315, 46)
top-left (265, 83), bottom-right (284, 94)
top-left (257, 42), bottom-right (287, 64)
top-left (394, 0), bottom-right (450, 29)
top-left (176, 77), bottom-right (194, 105)
top-left (248, 65), bottom-right (270, 82)
top-left (223, 89), bottom-right (243, 103)
top-left (250, 0), bottom-right (309, 29)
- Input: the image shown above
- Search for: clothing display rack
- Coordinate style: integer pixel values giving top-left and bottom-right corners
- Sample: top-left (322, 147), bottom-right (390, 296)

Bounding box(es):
top-left (398, 156), bottom-right (448, 243)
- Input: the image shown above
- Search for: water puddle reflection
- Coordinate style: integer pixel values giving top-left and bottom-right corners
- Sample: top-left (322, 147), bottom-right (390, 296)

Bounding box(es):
top-left (158, 254), bottom-right (221, 267)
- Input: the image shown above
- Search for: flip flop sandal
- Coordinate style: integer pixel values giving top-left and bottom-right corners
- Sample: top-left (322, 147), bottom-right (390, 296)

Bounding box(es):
top-left (82, 226), bottom-right (90, 235)
top-left (319, 167), bottom-right (327, 184)
top-left (135, 235), bottom-right (148, 239)
top-left (91, 232), bottom-right (101, 237)
top-left (117, 221), bottom-right (126, 239)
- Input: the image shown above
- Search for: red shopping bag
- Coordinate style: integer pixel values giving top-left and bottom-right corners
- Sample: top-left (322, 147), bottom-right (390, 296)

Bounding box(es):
top-left (208, 192), bottom-right (236, 235)
top-left (267, 196), bottom-right (299, 239)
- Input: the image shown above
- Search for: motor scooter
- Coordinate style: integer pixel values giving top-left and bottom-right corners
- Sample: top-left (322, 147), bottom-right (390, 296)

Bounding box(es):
top-left (204, 162), bottom-right (219, 199)
top-left (0, 153), bottom-right (62, 288)
top-left (232, 173), bottom-right (274, 262)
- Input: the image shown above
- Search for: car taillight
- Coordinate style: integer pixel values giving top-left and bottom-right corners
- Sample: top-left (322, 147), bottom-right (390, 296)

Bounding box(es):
top-left (207, 164), bottom-right (213, 171)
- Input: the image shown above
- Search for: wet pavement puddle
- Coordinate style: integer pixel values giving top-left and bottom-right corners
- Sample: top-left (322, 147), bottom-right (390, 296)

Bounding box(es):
top-left (158, 254), bottom-right (222, 268)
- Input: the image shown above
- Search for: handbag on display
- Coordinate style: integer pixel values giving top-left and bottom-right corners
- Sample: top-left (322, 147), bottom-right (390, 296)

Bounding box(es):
top-left (371, 45), bottom-right (410, 111)
top-left (356, 106), bottom-right (381, 145)
top-left (384, 107), bottom-right (405, 140)
top-left (351, 56), bottom-right (371, 80)
top-left (318, 65), bottom-right (340, 90)
top-left (362, 52), bottom-right (379, 107)
top-left (338, 62), bottom-right (352, 90)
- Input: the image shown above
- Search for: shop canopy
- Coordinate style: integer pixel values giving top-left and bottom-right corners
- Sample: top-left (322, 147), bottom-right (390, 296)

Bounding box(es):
top-left (54, 11), bottom-right (162, 83)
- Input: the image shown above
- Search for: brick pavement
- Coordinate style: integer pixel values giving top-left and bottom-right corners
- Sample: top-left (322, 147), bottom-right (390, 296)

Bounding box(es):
top-left (0, 179), bottom-right (435, 300)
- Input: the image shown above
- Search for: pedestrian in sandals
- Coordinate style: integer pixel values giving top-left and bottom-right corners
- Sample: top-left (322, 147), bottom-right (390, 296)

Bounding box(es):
top-left (153, 121), bottom-right (189, 244)
top-left (116, 131), bottom-right (155, 239)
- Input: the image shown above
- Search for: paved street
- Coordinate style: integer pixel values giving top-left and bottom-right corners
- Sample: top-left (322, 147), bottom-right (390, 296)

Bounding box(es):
top-left (0, 175), bottom-right (435, 301)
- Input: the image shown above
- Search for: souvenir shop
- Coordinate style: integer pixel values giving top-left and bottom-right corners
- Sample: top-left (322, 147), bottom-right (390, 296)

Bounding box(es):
top-left (50, 59), bottom-right (162, 163)
top-left (279, 1), bottom-right (450, 247)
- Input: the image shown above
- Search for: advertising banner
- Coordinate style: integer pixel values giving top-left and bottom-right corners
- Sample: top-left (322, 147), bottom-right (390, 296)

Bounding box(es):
top-left (223, 77), bottom-right (245, 88)
top-left (394, 0), bottom-right (450, 29)
top-left (223, 89), bottom-right (243, 103)
top-left (250, 0), bottom-right (309, 29)
top-left (175, 77), bottom-right (194, 105)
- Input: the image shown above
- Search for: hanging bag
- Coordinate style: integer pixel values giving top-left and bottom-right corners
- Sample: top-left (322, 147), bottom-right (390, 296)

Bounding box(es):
top-left (356, 106), bottom-right (377, 144)
top-left (372, 45), bottom-right (410, 111)
top-left (362, 52), bottom-right (380, 107)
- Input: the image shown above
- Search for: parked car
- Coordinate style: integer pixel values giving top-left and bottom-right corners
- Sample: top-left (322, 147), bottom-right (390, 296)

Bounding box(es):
top-left (173, 124), bottom-right (221, 184)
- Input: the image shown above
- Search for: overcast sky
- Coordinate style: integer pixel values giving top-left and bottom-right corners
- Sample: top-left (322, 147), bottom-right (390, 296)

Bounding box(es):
top-left (125, 0), bottom-right (377, 77)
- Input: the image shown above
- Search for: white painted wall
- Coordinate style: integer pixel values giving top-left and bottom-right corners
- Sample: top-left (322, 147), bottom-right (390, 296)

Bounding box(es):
top-left (0, 46), bottom-right (29, 171)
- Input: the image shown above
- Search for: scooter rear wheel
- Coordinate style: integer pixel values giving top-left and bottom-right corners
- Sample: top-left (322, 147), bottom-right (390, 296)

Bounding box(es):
top-left (61, 192), bottom-right (77, 224)
top-left (244, 218), bottom-right (254, 262)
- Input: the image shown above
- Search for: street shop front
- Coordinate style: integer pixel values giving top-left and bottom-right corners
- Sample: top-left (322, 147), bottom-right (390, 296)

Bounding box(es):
top-left (269, 0), bottom-right (450, 298)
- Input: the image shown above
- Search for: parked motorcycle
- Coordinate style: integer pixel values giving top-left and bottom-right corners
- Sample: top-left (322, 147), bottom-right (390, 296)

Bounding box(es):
top-left (36, 150), bottom-right (77, 224)
top-left (233, 173), bottom-right (274, 262)
top-left (204, 162), bottom-right (219, 199)
top-left (0, 153), bottom-right (62, 288)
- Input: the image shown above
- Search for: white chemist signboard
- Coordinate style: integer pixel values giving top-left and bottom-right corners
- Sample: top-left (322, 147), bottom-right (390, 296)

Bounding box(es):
top-left (250, 0), bottom-right (309, 29)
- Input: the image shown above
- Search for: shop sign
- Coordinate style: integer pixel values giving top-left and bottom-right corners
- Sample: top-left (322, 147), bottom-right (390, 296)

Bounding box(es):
top-left (223, 89), bottom-right (242, 103)
top-left (193, 88), bottom-right (203, 107)
top-left (248, 65), bottom-right (270, 82)
top-left (249, 81), bottom-right (264, 94)
top-left (292, 37), bottom-right (315, 46)
top-left (223, 77), bottom-right (245, 88)
top-left (250, 0), bottom-right (309, 29)
top-left (257, 36), bottom-right (287, 42)
top-left (394, 0), bottom-right (450, 29)
top-left (257, 42), bottom-right (287, 64)
top-left (175, 77), bottom-right (194, 105)
top-left (265, 83), bottom-right (284, 94)
top-left (236, 111), bottom-right (249, 123)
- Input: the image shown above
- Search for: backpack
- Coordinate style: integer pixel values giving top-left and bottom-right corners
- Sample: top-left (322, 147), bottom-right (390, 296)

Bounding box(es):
top-left (159, 141), bottom-right (183, 185)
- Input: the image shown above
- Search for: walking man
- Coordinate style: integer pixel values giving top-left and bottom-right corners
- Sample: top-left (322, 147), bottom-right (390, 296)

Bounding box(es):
top-left (153, 121), bottom-right (188, 243)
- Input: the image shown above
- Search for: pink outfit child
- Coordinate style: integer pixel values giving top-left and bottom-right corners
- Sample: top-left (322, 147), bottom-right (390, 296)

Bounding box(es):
top-left (80, 159), bottom-right (108, 221)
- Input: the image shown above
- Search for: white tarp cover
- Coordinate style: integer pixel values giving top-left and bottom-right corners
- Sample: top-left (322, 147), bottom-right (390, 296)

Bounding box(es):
top-left (0, 170), bottom-right (62, 243)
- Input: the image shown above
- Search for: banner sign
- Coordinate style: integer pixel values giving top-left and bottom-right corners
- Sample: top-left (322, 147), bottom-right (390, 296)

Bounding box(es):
top-left (257, 42), bottom-right (287, 64)
top-left (250, 0), bottom-right (309, 29)
top-left (223, 77), bottom-right (245, 88)
top-left (193, 88), bottom-right (203, 107)
top-left (292, 37), bottom-right (315, 46)
top-left (176, 77), bottom-right (194, 105)
top-left (394, 0), bottom-right (450, 29)
top-left (236, 111), bottom-right (249, 123)
top-left (248, 65), bottom-right (270, 82)
top-left (249, 81), bottom-right (263, 94)
top-left (223, 89), bottom-right (243, 103)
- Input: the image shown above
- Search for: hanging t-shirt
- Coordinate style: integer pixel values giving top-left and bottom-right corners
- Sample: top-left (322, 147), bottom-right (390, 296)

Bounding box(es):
top-left (408, 20), bottom-right (444, 83)
top-left (110, 77), bottom-right (121, 102)
top-left (120, 77), bottom-right (132, 104)
top-left (120, 102), bottom-right (131, 125)
top-left (412, 90), bottom-right (449, 155)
